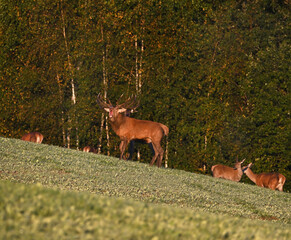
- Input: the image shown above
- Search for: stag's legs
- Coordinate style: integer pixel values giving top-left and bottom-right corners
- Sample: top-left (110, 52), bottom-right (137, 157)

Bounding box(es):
top-left (119, 140), bottom-right (129, 160)
top-left (150, 143), bottom-right (159, 166)
top-left (150, 142), bottom-right (164, 168)
top-left (148, 143), bottom-right (155, 156)
top-left (119, 141), bottom-right (124, 159)
top-left (157, 147), bottom-right (164, 168)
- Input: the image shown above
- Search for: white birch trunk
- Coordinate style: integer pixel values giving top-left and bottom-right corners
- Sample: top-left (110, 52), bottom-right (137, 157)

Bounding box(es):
top-left (60, 1), bottom-right (79, 149)
top-left (135, 35), bottom-right (144, 95)
top-left (98, 24), bottom-right (110, 155)
top-left (165, 137), bottom-right (169, 168)
top-left (97, 112), bottom-right (104, 154)
top-left (135, 35), bottom-right (139, 93)
top-left (134, 27), bottom-right (144, 160)
top-left (139, 39), bottom-right (144, 94)
top-left (67, 116), bottom-right (71, 149)
top-left (137, 150), bottom-right (141, 161)
top-left (135, 36), bottom-right (141, 161)
top-left (104, 48), bottom-right (110, 155)
top-left (105, 115), bottom-right (110, 156)
top-left (56, 74), bottom-right (66, 147)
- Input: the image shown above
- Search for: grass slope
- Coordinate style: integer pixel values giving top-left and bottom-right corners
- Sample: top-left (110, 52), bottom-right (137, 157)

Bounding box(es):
top-left (0, 137), bottom-right (290, 239)
top-left (1, 180), bottom-right (290, 240)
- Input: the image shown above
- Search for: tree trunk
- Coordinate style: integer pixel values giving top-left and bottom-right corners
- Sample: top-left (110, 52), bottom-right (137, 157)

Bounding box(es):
top-left (98, 24), bottom-right (110, 155)
top-left (97, 112), bottom-right (104, 154)
top-left (139, 38), bottom-right (144, 93)
top-left (56, 74), bottom-right (66, 147)
top-left (165, 136), bottom-right (169, 168)
top-left (134, 32), bottom-right (144, 161)
top-left (135, 33), bottom-right (144, 95)
top-left (67, 116), bottom-right (71, 149)
top-left (60, 0), bottom-right (79, 149)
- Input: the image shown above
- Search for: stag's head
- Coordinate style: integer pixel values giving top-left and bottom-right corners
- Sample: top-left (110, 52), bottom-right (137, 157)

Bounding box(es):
top-left (97, 93), bottom-right (139, 122)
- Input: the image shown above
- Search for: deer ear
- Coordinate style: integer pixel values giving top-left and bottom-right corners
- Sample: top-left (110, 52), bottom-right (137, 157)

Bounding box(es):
top-left (104, 108), bottom-right (110, 112)
top-left (118, 108), bottom-right (127, 113)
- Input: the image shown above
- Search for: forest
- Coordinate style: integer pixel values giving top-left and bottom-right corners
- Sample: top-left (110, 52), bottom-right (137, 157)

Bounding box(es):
top-left (0, 0), bottom-right (290, 190)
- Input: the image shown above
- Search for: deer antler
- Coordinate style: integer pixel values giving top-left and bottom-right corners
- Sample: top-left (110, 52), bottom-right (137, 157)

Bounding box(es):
top-left (116, 93), bottom-right (125, 106)
top-left (97, 93), bottom-right (112, 109)
top-left (116, 95), bottom-right (139, 111)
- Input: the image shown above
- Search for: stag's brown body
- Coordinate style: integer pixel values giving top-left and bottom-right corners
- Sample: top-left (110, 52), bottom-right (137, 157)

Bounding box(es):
top-left (244, 163), bottom-right (286, 191)
top-left (109, 111), bottom-right (168, 167)
top-left (83, 146), bottom-right (97, 153)
top-left (21, 132), bottom-right (43, 143)
top-left (125, 109), bottom-right (155, 160)
top-left (211, 159), bottom-right (245, 182)
top-left (111, 115), bottom-right (168, 145)
top-left (97, 94), bottom-right (168, 167)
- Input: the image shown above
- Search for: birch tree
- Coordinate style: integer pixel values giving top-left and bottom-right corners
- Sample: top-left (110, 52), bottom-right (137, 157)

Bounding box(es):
top-left (60, 0), bottom-right (79, 149)
top-left (98, 23), bottom-right (110, 155)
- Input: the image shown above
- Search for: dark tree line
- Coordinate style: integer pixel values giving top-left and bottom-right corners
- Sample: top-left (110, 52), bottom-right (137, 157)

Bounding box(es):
top-left (1, 0), bottom-right (290, 190)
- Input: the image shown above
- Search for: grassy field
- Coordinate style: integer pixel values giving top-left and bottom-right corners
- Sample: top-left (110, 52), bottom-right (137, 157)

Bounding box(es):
top-left (0, 137), bottom-right (290, 239)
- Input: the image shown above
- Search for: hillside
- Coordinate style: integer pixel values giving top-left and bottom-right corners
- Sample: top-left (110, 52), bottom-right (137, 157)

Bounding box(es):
top-left (0, 137), bottom-right (290, 239)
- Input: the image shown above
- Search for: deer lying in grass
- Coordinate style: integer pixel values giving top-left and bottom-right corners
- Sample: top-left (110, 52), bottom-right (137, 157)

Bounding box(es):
top-left (211, 158), bottom-right (246, 182)
top-left (97, 94), bottom-right (169, 167)
top-left (243, 163), bottom-right (286, 191)
top-left (21, 132), bottom-right (43, 143)
top-left (83, 146), bottom-right (97, 153)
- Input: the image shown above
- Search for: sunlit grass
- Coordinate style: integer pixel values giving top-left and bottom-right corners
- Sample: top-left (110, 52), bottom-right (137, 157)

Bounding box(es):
top-left (0, 137), bottom-right (290, 239)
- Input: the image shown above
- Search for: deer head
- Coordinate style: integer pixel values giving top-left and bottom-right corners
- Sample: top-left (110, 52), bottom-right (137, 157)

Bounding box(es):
top-left (234, 158), bottom-right (246, 169)
top-left (97, 93), bottom-right (139, 122)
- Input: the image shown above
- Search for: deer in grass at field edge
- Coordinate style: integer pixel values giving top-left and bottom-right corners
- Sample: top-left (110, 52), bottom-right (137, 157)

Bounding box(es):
top-left (243, 163), bottom-right (286, 191)
top-left (211, 158), bottom-right (246, 182)
top-left (21, 132), bottom-right (44, 143)
top-left (97, 93), bottom-right (169, 167)
top-left (83, 146), bottom-right (97, 153)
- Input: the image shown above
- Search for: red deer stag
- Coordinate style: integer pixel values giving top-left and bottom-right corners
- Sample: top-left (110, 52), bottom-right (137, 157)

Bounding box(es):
top-left (21, 132), bottom-right (44, 143)
top-left (211, 158), bottom-right (246, 182)
top-left (243, 163), bottom-right (286, 191)
top-left (83, 146), bottom-right (97, 153)
top-left (97, 94), bottom-right (169, 167)
top-left (124, 109), bottom-right (155, 161)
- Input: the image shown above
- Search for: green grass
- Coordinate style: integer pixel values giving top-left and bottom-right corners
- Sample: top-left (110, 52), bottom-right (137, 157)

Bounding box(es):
top-left (0, 137), bottom-right (290, 239)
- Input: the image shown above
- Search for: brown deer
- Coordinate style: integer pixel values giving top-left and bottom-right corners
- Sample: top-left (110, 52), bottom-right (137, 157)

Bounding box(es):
top-left (124, 109), bottom-right (155, 161)
top-left (21, 132), bottom-right (44, 143)
top-left (243, 163), bottom-right (286, 191)
top-left (83, 146), bottom-right (97, 153)
top-left (211, 158), bottom-right (246, 182)
top-left (97, 94), bottom-right (169, 167)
